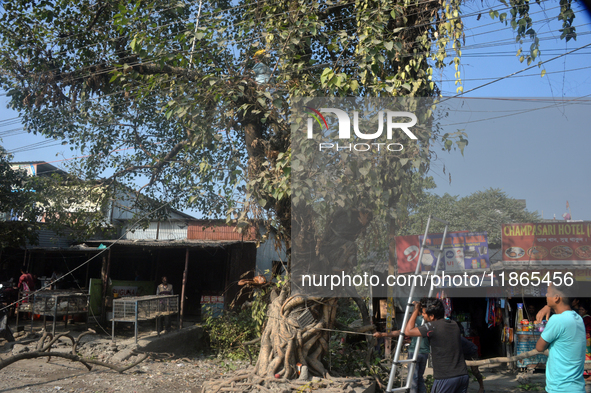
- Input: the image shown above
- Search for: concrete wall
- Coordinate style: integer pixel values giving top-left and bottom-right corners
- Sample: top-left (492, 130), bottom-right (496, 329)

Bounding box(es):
top-left (255, 232), bottom-right (287, 277)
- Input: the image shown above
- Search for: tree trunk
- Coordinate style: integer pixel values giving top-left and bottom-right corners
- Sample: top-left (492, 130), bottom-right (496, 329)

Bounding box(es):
top-left (253, 207), bottom-right (372, 379)
top-left (254, 289), bottom-right (339, 379)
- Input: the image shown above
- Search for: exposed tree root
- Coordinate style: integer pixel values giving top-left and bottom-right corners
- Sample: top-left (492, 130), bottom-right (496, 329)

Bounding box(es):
top-left (202, 366), bottom-right (374, 393)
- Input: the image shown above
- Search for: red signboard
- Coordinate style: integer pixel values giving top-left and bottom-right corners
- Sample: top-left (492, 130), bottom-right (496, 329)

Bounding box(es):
top-left (502, 222), bottom-right (591, 262)
top-left (396, 231), bottom-right (489, 274)
top-left (396, 235), bottom-right (423, 274)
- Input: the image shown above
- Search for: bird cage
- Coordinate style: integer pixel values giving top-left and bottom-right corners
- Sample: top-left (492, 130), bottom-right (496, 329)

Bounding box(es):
top-left (112, 295), bottom-right (178, 321)
top-left (32, 292), bottom-right (89, 315)
top-left (111, 295), bottom-right (179, 344)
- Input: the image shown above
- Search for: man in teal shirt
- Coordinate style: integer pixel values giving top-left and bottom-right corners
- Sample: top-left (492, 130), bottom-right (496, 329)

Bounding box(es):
top-left (536, 283), bottom-right (586, 393)
top-left (408, 315), bottom-right (430, 393)
top-left (373, 317), bottom-right (429, 393)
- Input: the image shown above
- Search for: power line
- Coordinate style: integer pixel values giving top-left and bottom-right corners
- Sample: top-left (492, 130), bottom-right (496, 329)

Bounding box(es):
top-left (446, 41), bottom-right (591, 98)
top-left (437, 93), bottom-right (591, 127)
top-left (0, 199), bottom-right (174, 314)
top-left (8, 16), bottom-right (590, 121)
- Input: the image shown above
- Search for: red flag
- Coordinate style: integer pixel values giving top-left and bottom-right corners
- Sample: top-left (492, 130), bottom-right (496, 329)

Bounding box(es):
top-left (567, 201), bottom-right (570, 209)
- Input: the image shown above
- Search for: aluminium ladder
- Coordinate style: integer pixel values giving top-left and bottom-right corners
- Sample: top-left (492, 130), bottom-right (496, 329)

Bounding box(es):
top-left (386, 215), bottom-right (450, 392)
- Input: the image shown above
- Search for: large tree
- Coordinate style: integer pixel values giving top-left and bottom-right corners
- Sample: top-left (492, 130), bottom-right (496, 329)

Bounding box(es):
top-left (0, 145), bottom-right (43, 248)
top-left (0, 0), bottom-right (578, 387)
top-left (0, 145), bottom-right (117, 248)
top-left (400, 188), bottom-right (542, 247)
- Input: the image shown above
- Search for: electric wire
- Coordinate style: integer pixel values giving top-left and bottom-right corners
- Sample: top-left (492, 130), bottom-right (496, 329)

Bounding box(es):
top-left (0, 0), bottom-right (575, 87)
top-left (6, 15), bottom-right (590, 127)
top-left (1, 1), bottom-right (589, 167)
top-left (0, 199), bottom-right (174, 315)
top-left (5, 39), bottom-right (591, 160)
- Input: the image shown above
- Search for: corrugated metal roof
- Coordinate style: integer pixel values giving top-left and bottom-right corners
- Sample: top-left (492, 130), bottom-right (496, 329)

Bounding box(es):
top-left (27, 245), bottom-right (103, 252)
top-left (10, 161), bottom-right (66, 176)
top-left (85, 238), bottom-right (255, 248)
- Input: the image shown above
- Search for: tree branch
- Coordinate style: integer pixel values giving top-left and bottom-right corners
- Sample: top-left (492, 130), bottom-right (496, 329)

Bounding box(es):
top-left (135, 64), bottom-right (203, 81)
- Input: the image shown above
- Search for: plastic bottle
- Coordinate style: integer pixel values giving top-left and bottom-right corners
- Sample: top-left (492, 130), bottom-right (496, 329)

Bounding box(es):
top-left (516, 303), bottom-right (524, 332)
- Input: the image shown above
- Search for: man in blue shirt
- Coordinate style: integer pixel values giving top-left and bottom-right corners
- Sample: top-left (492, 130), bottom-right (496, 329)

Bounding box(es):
top-left (536, 283), bottom-right (586, 393)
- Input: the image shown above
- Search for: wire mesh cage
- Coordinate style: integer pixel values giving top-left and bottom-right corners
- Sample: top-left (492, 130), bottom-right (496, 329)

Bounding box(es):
top-left (17, 290), bottom-right (35, 312)
top-left (112, 295), bottom-right (178, 321)
top-left (26, 292), bottom-right (88, 315)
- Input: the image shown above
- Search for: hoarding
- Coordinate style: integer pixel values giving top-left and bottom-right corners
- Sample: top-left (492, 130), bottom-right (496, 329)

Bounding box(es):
top-left (397, 232), bottom-right (490, 274)
top-left (502, 222), bottom-right (591, 264)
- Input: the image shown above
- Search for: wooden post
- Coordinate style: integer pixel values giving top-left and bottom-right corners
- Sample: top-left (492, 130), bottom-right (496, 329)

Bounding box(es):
top-left (153, 250), bottom-right (160, 282)
top-left (385, 216), bottom-right (397, 357)
top-left (85, 253), bottom-right (91, 289)
top-left (100, 248), bottom-right (112, 324)
top-left (26, 251), bottom-right (32, 274)
top-left (180, 247), bottom-right (189, 329)
top-left (503, 301), bottom-right (515, 370)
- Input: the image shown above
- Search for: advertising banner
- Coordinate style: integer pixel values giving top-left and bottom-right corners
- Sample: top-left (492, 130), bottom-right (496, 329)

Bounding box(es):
top-left (502, 222), bottom-right (591, 263)
top-left (397, 232), bottom-right (490, 274)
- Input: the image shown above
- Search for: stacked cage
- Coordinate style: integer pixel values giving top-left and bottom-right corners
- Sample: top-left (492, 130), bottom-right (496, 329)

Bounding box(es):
top-left (112, 295), bottom-right (178, 321)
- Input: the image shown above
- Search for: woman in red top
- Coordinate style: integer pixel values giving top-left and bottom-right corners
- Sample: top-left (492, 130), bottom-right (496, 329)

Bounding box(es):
top-left (18, 269), bottom-right (35, 292)
top-left (577, 300), bottom-right (591, 379)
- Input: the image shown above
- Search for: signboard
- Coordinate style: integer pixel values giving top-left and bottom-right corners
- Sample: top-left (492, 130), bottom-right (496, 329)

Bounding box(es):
top-left (396, 232), bottom-right (490, 274)
top-left (502, 222), bottom-right (591, 264)
top-left (88, 279), bottom-right (156, 314)
top-left (112, 286), bottom-right (138, 297)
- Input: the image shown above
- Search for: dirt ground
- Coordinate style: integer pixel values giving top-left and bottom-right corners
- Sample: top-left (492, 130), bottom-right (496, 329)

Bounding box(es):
top-left (0, 356), bottom-right (556, 393)
top-left (0, 353), bottom-right (250, 393)
top-left (0, 349), bottom-right (555, 393)
top-left (0, 319), bottom-right (250, 393)
top-left (2, 321), bottom-right (591, 393)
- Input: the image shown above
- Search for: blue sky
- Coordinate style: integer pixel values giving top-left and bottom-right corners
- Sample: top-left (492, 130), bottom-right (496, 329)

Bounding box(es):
top-left (433, 97), bottom-right (589, 220)
top-left (429, 2), bottom-right (591, 220)
top-left (1, 2), bottom-right (590, 220)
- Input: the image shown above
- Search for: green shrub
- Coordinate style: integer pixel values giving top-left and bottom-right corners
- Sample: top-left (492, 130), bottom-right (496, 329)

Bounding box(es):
top-left (203, 307), bottom-right (259, 360)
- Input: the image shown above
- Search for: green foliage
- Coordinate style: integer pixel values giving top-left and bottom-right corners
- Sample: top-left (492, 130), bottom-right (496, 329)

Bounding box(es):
top-left (329, 337), bottom-right (385, 379)
top-left (203, 308), bottom-right (259, 360)
top-left (250, 288), bottom-right (268, 336)
top-left (517, 382), bottom-right (544, 391)
top-left (336, 298), bottom-right (363, 326)
top-left (401, 188), bottom-right (541, 247)
top-left (0, 0), bottom-right (576, 247)
top-left (0, 147), bottom-right (43, 248)
top-left (489, 0), bottom-right (577, 67)
top-left (0, 148), bottom-right (118, 248)
top-left (425, 374), bottom-right (435, 391)
top-left (329, 298), bottom-right (387, 380)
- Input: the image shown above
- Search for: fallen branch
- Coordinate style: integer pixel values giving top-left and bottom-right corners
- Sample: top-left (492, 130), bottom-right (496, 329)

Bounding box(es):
top-left (0, 351), bottom-right (93, 371)
top-left (41, 331), bottom-right (74, 352)
top-left (0, 350), bottom-right (149, 373)
top-left (466, 349), bottom-right (548, 366)
top-left (0, 328), bottom-right (147, 374)
top-left (85, 353), bottom-right (149, 373)
top-left (74, 329), bottom-right (96, 353)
